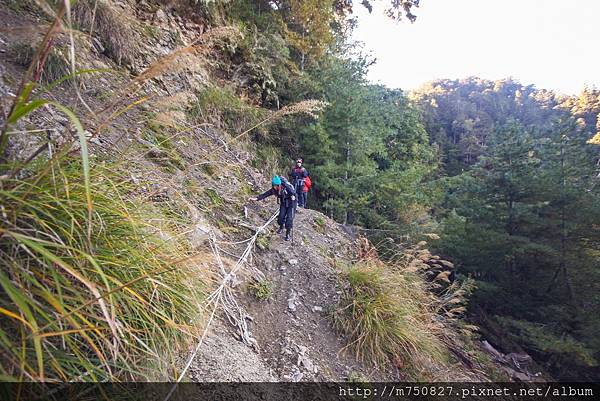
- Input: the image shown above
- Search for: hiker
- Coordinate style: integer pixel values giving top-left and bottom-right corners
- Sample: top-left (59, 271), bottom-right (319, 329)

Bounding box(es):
top-left (290, 158), bottom-right (309, 210)
top-left (303, 173), bottom-right (312, 206)
top-left (249, 175), bottom-right (296, 241)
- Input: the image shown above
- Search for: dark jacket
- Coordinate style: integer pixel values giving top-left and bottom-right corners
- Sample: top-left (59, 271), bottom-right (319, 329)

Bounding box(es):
top-left (290, 167), bottom-right (309, 182)
top-left (257, 177), bottom-right (296, 207)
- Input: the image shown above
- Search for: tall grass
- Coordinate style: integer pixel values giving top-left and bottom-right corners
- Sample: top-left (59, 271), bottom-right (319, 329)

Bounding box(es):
top-left (0, 160), bottom-right (206, 381)
top-left (333, 260), bottom-right (447, 373)
top-left (72, 0), bottom-right (140, 66)
top-left (7, 42), bottom-right (70, 84)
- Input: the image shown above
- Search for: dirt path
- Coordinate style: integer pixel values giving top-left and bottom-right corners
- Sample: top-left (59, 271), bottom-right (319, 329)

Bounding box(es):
top-left (191, 206), bottom-right (392, 382)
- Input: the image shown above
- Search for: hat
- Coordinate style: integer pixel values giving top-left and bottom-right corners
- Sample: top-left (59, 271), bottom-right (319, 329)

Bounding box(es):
top-left (272, 175), bottom-right (282, 185)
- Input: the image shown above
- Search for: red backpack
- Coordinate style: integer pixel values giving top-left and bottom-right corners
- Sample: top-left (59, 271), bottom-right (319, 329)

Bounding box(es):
top-left (303, 176), bottom-right (312, 192)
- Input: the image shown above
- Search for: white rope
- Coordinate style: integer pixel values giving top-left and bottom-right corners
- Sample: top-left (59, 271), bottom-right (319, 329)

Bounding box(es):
top-left (163, 290), bottom-right (222, 401)
top-left (214, 237), bottom-right (254, 245)
top-left (163, 209), bottom-right (278, 401)
top-left (217, 248), bottom-right (244, 260)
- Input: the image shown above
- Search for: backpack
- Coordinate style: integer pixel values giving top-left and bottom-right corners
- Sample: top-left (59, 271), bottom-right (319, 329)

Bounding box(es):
top-left (303, 176), bottom-right (312, 192)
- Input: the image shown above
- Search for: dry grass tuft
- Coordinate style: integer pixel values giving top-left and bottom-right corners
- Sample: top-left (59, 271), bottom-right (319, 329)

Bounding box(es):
top-left (154, 110), bottom-right (188, 128)
top-left (155, 92), bottom-right (198, 111)
top-left (333, 258), bottom-right (447, 372)
top-left (7, 41), bottom-right (70, 83)
top-left (73, 0), bottom-right (140, 66)
top-left (329, 237), bottom-right (493, 379)
top-left (133, 26), bottom-right (241, 85)
top-left (333, 237), bottom-right (489, 380)
top-left (274, 99), bottom-right (329, 119)
top-left (587, 132), bottom-right (600, 145)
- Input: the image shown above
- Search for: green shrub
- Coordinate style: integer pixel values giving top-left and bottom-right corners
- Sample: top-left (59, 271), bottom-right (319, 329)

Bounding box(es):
top-left (313, 216), bottom-right (326, 233)
top-left (255, 234), bottom-right (270, 250)
top-left (189, 86), bottom-right (267, 133)
top-left (251, 144), bottom-right (287, 177)
top-left (205, 188), bottom-right (224, 207)
top-left (200, 162), bottom-right (217, 176)
top-left (143, 24), bottom-right (161, 40)
top-left (497, 316), bottom-right (597, 368)
top-left (248, 279), bottom-right (273, 301)
top-left (143, 129), bottom-right (186, 171)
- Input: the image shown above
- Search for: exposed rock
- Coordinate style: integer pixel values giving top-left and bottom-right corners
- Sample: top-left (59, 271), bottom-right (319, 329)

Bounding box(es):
top-left (287, 290), bottom-right (298, 312)
top-left (154, 9), bottom-right (168, 24)
top-left (283, 367), bottom-right (304, 382)
top-left (297, 354), bottom-right (315, 373)
top-left (146, 147), bottom-right (168, 159)
top-left (482, 340), bottom-right (539, 381)
top-left (296, 344), bottom-right (308, 355)
top-left (190, 217), bottom-right (213, 246)
top-left (187, 323), bottom-right (276, 381)
top-left (91, 37), bottom-right (105, 54)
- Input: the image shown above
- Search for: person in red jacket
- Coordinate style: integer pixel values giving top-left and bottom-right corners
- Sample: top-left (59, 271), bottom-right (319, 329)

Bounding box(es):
top-left (303, 174), bottom-right (312, 205)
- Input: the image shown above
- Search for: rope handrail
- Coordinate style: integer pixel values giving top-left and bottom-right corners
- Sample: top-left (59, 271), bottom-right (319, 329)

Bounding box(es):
top-left (163, 209), bottom-right (279, 401)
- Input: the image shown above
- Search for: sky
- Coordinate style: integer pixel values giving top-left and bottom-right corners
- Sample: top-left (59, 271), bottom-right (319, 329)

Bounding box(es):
top-left (352, 0), bottom-right (600, 95)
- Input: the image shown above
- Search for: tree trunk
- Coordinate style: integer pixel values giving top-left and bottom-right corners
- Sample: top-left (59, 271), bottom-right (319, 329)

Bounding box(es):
top-left (300, 30), bottom-right (305, 71)
top-left (343, 139), bottom-right (350, 225)
top-left (559, 139), bottom-right (574, 301)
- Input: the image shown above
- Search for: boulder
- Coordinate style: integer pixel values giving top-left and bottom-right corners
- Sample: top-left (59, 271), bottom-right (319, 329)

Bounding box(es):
top-left (439, 260), bottom-right (455, 269)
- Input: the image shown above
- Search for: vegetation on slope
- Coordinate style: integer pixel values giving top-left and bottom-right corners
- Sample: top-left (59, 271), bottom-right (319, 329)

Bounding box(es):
top-left (0, 160), bottom-right (207, 381)
top-left (3, 0), bottom-right (600, 383)
top-left (204, 1), bottom-right (600, 380)
top-left (0, 0), bottom-right (329, 381)
top-left (332, 239), bottom-right (492, 380)
top-left (0, 1), bottom-right (217, 380)
top-left (334, 261), bottom-right (446, 369)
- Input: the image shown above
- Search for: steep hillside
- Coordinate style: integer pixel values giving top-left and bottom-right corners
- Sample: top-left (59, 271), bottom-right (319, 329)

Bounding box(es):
top-left (0, 0), bottom-right (535, 384)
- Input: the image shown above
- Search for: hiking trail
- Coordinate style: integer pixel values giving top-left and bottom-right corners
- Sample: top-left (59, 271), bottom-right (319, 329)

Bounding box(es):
top-left (184, 206), bottom-right (392, 382)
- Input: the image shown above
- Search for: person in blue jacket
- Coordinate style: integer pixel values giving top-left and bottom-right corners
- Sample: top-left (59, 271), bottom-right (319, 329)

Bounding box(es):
top-left (249, 175), bottom-right (296, 241)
